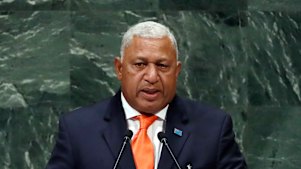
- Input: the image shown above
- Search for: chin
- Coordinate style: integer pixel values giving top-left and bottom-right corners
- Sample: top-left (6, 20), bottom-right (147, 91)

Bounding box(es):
top-left (140, 105), bottom-right (164, 114)
top-left (141, 111), bottom-right (157, 115)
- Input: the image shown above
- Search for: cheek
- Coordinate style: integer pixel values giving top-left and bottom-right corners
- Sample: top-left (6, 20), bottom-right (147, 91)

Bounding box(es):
top-left (161, 76), bottom-right (172, 86)
top-left (124, 73), bottom-right (143, 88)
top-left (163, 75), bottom-right (177, 88)
top-left (161, 73), bottom-right (177, 85)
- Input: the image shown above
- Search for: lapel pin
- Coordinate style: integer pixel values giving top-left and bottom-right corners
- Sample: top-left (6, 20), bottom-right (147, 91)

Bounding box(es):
top-left (173, 128), bottom-right (183, 137)
top-left (187, 163), bottom-right (192, 169)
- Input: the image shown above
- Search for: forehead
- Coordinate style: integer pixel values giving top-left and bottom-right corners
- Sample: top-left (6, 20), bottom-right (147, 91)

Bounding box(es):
top-left (125, 36), bottom-right (176, 56)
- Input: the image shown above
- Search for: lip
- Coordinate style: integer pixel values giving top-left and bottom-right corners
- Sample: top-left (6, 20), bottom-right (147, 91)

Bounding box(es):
top-left (140, 88), bottom-right (161, 101)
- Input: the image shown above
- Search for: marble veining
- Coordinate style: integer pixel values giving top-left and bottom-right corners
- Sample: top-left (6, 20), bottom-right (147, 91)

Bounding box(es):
top-left (0, 1), bottom-right (300, 169)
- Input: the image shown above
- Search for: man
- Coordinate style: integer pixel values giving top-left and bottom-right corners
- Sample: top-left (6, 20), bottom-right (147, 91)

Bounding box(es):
top-left (46, 21), bottom-right (247, 169)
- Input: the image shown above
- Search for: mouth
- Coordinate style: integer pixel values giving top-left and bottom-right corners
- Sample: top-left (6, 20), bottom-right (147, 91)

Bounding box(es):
top-left (140, 88), bottom-right (160, 100)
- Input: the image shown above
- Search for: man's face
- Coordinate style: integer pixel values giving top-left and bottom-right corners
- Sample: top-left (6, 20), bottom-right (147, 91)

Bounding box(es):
top-left (115, 36), bottom-right (181, 114)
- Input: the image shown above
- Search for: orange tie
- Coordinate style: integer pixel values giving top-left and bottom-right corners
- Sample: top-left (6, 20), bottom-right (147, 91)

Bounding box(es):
top-left (132, 115), bottom-right (158, 169)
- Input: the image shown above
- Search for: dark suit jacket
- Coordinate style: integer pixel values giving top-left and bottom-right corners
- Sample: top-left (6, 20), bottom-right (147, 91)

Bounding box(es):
top-left (46, 91), bottom-right (247, 169)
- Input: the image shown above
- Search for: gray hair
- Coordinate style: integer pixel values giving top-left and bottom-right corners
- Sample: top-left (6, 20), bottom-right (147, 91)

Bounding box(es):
top-left (120, 21), bottom-right (178, 59)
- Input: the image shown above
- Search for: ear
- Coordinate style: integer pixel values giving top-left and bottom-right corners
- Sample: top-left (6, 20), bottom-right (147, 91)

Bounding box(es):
top-left (176, 61), bottom-right (182, 77)
top-left (114, 57), bottom-right (123, 80)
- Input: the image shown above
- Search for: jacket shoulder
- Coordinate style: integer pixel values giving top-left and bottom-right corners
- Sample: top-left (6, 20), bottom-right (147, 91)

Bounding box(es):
top-left (175, 96), bottom-right (229, 121)
top-left (61, 98), bottom-right (111, 126)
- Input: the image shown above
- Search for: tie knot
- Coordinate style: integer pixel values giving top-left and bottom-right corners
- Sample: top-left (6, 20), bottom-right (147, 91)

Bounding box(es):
top-left (136, 115), bottom-right (158, 129)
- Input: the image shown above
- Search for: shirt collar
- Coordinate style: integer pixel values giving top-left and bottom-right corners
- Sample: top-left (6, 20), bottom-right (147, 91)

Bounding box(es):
top-left (121, 92), bottom-right (168, 120)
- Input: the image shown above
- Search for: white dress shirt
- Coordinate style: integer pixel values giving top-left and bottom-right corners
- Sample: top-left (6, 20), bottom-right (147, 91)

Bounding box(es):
top-left (121, 93), bottom-right (168, 169)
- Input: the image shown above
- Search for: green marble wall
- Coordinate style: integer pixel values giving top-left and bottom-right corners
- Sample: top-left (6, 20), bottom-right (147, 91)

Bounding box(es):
top-left (0, 0), bottom-right (300, 169)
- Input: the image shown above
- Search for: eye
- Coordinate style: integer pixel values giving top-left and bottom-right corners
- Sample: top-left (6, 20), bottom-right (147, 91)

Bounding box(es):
top-left (157, 63), bottom-right (168, 69)
top-left (134, 62), bottom-right (146, 68)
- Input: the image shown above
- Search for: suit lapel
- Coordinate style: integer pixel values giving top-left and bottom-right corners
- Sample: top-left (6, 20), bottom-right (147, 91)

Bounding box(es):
top-left (102, 93), bottom-right (190, 169)
top-left (158, 96), bottom-right (190, 169)
top-left (102, 91), bottom-right (136, 169)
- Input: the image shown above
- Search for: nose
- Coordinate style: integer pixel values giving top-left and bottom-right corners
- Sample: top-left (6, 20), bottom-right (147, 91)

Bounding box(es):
top-left (144, 64), bottom-right (159, 84)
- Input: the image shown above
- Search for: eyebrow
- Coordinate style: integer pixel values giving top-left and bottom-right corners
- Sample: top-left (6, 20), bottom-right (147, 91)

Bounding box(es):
top-left (134, 57), bottom-right (169, 62)
top-left (134, 57), bottom-right (147, 62)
